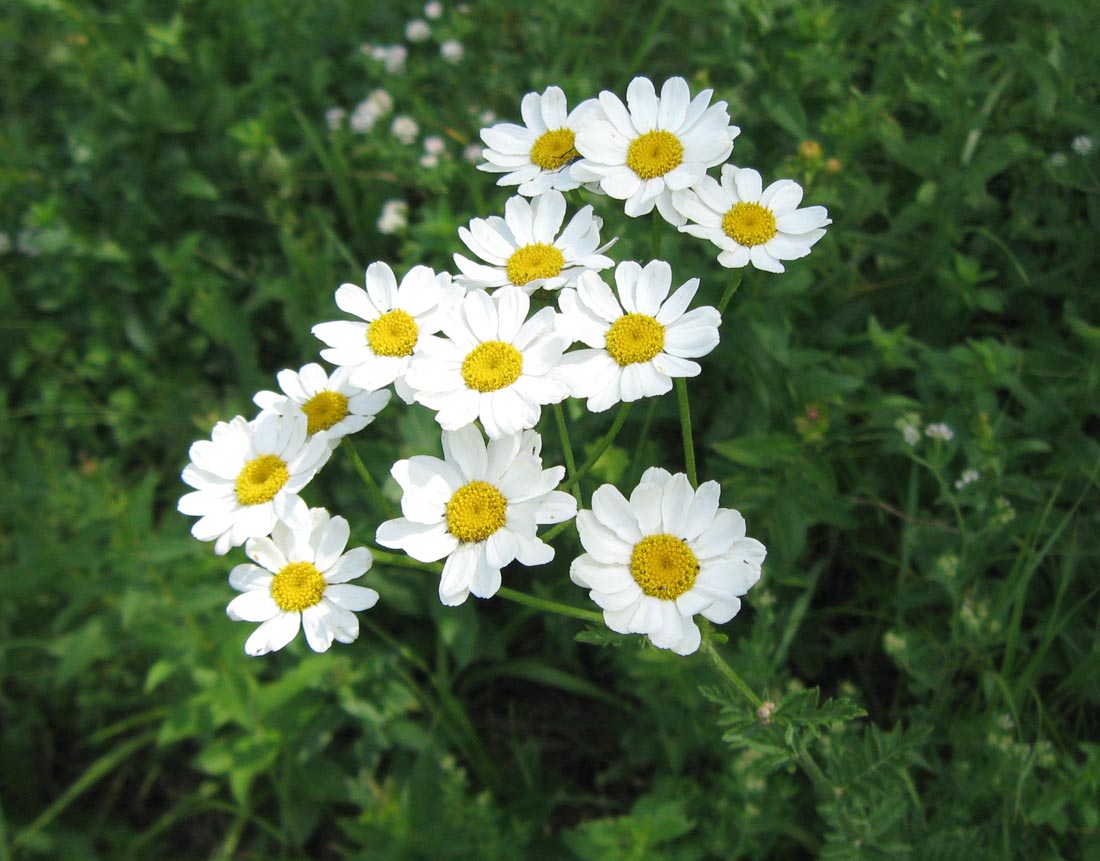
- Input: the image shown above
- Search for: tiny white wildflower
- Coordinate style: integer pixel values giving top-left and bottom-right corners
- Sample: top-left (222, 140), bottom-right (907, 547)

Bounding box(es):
top-left (1049, 152), bottom-right (1068, 168)
top-left (902, 423), bottom-right (921, 446)
top-left (377, 199), bottom-right (409, 235)
top-left (463, 142), bottom-right (483, 164)
top-left (405, 19), bottom-right (431, 42)
top-left (954, 468), bottom-right (980, 490)
top-left (1071, 135), bottom-right (1094, 156)
top-left (440, 39), bottom-right (464, 62)
top-left (925, 422), bottom-right (955, 442)
top-left (324, 107), bottom-right (346, 131)
top-left (419, 153), bottom-right (439, 169)
top-left (424, 135), bottom-right (446, 155)
top-left (424, 0), bottom-right (444, 18)
top-left (392, 115), bottom-right (419, 145)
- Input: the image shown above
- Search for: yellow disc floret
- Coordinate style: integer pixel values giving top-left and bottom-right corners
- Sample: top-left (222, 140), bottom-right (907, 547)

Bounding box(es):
top-left (722, 202), bottom-right (778, 247)
top-left (604, 313), bottom-right (665, 366)
top-left (461, 340), bottom-right (524, 392)
top-left (235, 454), bottom-right (289, 506)
top-left (626, 130), bottom-right (684, 180)
top-left (446, 480), bottom-right (508, 543)
top-left (270, 561), bottom-right (327, 612)
top-left (630, 533), bottom-right (700, 600)
top-left (368, 309), bottom-right (419, 357)
top-left (302, 390), bottom-right (349, 435)
top-left (530, 128), bottom-right (578, 171)
top-left (506, 243), bottom-right (566, 286)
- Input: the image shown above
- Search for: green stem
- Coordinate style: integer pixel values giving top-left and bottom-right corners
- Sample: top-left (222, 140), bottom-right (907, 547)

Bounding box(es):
top-left (717, 271), bottom-right (743, 315)
top-left (650, 214), bottom-right (663, 259)
top-left (674, 377), bottom-right (697, 487)
top-left (699, 637), bottom-right (762, 709)
top-left (370, 546), bottom-right (442, 574)
top-left (541, 518), bottom-right (576, 542)
top-left (343, 440), bottom-right (400, 518)
top-left (496, 586), bottom-right (604, 623)
top-left (553, 403), bottom-right (583, 506)
top-left (561, 402), bottom-right (632, 491)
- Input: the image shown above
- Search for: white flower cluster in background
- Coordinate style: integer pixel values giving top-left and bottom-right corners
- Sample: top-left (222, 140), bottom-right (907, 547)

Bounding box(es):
top-left (181, 75), bottom-right (834, 657)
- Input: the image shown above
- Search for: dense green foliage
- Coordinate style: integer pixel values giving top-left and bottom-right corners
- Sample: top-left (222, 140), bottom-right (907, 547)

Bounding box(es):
top-left (3, 0), bottom-right (1099, 858)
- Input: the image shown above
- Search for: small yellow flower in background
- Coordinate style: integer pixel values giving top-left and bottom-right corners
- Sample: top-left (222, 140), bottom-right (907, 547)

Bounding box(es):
top-left (571, 76), bottom-right (739, 225)
top-left (178, 412), bottom-right (332, 555)
top-left (376, 425), bottom-right (577, 606)
top-left (453, 191), bottom-right (615, 294)
top-left (571, 469), bottom-right (766, 655)
top-left (227, 508), bottom-right (379, 655)
top-left (798, 140), bottom-right (823, 160)
top-left (673, 165), bottom-right (831, 273)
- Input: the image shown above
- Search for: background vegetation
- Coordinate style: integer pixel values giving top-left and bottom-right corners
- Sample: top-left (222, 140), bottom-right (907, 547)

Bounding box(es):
top-left (2, 0), bottom-right (1098, 858)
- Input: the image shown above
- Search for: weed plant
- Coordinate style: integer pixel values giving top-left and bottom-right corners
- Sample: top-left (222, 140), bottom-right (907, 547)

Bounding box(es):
top-left (2, 1), bottom-right (1098, 859)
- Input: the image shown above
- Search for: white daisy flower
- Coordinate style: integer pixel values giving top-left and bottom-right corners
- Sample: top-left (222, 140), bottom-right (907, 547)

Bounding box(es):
top-left (478, 86), bottom-right (595, 196)
top-left (403, 286), bottom-right (573, 439)
top-left (253, 363), bottom-right (392, 449)
top-left (571, 469), bottom-right (766, 655)
top-left (227, 508), bottom-right (379, 655)
top-left (558, 260), bottom-right (720, 412)
top-left (376, 425), bottom-right (576, 606)
top-left (571, 76), bottom-right (739, 225)
top-left (672, 165), bottom-right (831, 273)
top-left (453, 191), bottom-right (615, 294)
top-left (178, 412), bottom-right (332, 555)
top-left (312, 262), bottom-right (462, 404)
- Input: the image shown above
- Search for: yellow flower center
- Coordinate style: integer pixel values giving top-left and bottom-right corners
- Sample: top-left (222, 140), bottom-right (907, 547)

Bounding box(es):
top-left (604, 313), bottom-right (665, 366)
top-left (446, 480), bottom-right (507, 543)
top-left (506, 243), bottom-right (565, 286)
top-left (235, 454), bottom-right (289, 506)
top-left (630, 534), bottom-right (699, 600)
top-left (461, 340), bottom-right (523, 392)
top-left (367, 309), bottom-right (419, 357)
top-left (302, 390), bottom-right (349, 435)
top-left (626, 130), bottom-right (684, 180)
top-left (722, 202), bottom-right (777, 247)
top-left (270, 561), bottom-right (327, 612)
top-left (530, 128), bottom-right (578, 170)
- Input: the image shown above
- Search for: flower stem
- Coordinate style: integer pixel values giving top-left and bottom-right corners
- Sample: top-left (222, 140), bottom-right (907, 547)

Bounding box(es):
top-left (496, 586), bottom-right (603, 623)
top-left (699, 636), bottom-right (762, 709)
top-left (343, 440), bottom-right (400, 518)
top-left (650, 214), bottom-right (663, 259)
top-left (553, 403), bottom-right (583, 506)
top-left (560, 402), bottom-right (632, 491)
top-left (717, 271), bottom-right (743, 315)
top-left (674, 377), bottom-right (697, 487)
top-left (370, 546), bottom-right (442, 574)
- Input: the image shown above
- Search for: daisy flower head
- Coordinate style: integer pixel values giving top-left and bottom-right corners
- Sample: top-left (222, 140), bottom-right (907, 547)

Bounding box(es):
top-left (227, 508), bottom-right (379, 656)
top-left (376, 424), bottom-right (576, 606)
top-left (672, 165), bottom-right (831, 273)
top-left (312, 262), bottom-right (462, 404)
top-left (478, 86), bottom-right (596, 196)
top-left (178, 412), bottom-right (332, 555)
top-left (453, 191), bottom-right (615, 294)
top-left (558, 260), bottom-right (720, 412)
top-left (403, 286), bottom-right (573, 439)
top-left (571, 76), bottom-right (739, 225)
top-left (571, 468), bottom-right (766, 655)
top-left (253, 363), bottom-right (392, 449)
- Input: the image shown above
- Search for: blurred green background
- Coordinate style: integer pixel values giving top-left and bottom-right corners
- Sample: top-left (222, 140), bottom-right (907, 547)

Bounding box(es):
top-left (3, 0), bottom-right (1099, 858)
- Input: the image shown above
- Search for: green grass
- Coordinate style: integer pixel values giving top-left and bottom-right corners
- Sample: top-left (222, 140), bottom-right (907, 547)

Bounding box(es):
top-left (2, 0), bottom-right (1099, 858)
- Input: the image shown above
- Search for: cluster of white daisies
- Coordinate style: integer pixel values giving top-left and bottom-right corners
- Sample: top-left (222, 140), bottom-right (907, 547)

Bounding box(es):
top-left (180, 75), bottom-right (825, 657)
